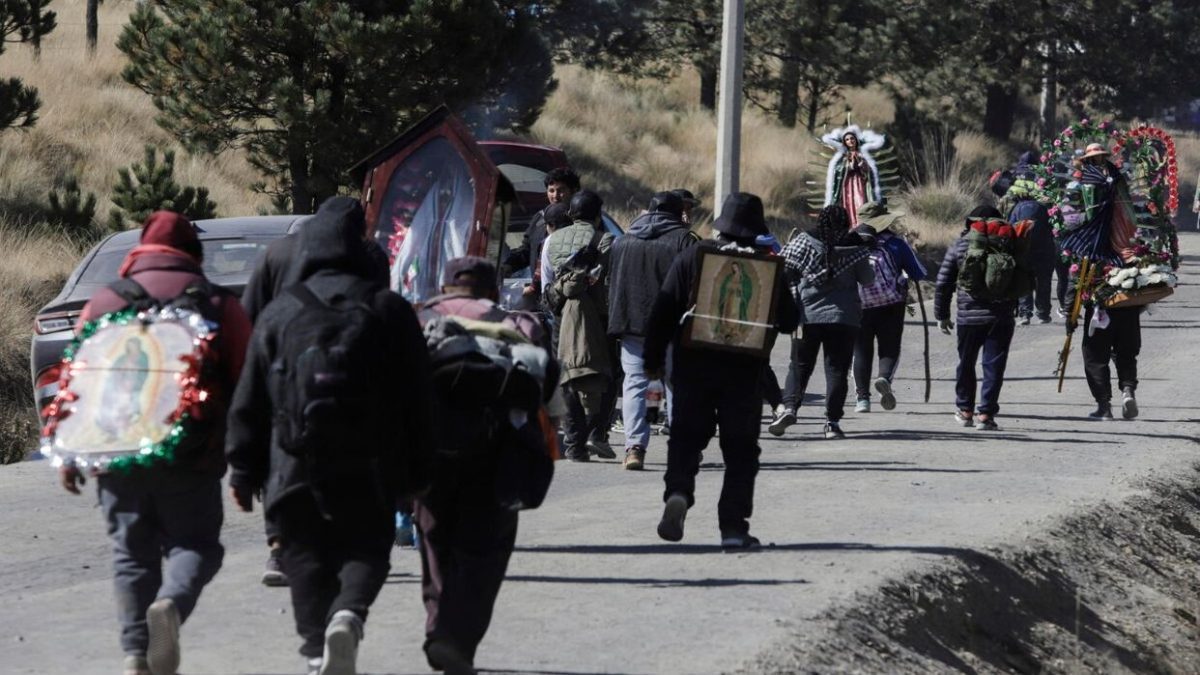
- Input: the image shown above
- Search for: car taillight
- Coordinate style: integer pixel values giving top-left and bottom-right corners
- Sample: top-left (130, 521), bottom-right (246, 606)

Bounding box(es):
top-left (34, 313), bottom-right (76, 335)
top-left (35, 365), bottom-right (62, 408)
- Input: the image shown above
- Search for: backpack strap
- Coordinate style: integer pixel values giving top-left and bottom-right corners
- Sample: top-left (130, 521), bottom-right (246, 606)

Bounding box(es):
top-left (285, 282), bottom-right (326, 310)
top-left (108, 278), bottom-right (153, 309)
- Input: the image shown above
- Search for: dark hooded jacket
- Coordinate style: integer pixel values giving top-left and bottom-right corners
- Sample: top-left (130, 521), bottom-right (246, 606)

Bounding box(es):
top-left (79, 211), bottom-right (252, 476)
top-left (934, 234), bottom-right (1019, 326)
top-left (225, 196), bottom-right (433, 518)
top-left (607, 210), bottom-right (698, 337)
top-left (241, 220), bottom-right (389, 323)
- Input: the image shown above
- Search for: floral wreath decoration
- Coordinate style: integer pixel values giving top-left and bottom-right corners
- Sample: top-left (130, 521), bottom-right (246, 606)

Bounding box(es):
top-left (40, 305), bottom-right (218, 473)
top-left (1030, 118), bottom-right (1182, 305)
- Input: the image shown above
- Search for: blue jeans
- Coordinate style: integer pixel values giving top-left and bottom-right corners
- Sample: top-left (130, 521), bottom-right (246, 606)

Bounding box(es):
top-left (955, 319), bottom-right (1015, 416)
top-left (99, 470), bottom-right (224, 656)
top-left (619, 336), bottom-right (671, 450)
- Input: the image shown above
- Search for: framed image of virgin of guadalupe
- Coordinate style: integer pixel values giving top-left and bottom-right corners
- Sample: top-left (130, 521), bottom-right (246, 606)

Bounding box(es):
top-left (682, 248), bottom-right (783, 358)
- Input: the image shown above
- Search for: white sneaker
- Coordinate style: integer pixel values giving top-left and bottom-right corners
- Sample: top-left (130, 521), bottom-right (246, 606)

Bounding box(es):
top-left (319, 610), bottom-right (363, 675)
top-left (146, 598), bottom-right (180, 675)
top-left (855, 398), bottom-right (870, 413)
top-left (874, 377), bottom-right (896, 411)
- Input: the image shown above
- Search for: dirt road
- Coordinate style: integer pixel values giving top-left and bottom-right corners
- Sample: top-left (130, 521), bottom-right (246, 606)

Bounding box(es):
top-left (2, 234), bottom-right (1196, 674)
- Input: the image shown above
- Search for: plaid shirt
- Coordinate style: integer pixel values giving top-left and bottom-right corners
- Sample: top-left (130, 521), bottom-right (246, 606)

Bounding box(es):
top-left (781, 233), bottom-right (871, 297)
top-left (858, 248), bottom-right (906, 308)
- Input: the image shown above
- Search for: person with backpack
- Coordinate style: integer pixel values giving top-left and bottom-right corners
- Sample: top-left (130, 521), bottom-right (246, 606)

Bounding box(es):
top-left (541, 190), bottom-right (616, 462)
top-left (644, 192), bottom-right (799, 549)
top-left (934, 205), bottom-right (1027, 431)
top-left (240, 215), bottom-right (390, 588)
top-left (994, 155), bottom-right (1057, 325)
top-left (225, 196), bottom-right (433, 675)
top-left (501, 167), bottom-right (582, 303)
top-left (415, 256), bottom-right (556, 674)
top-left (607, 192), bottom-right (698, 470)
top-left (57, 211), bottom-right (251, 675)
top-left (850, 203), bottom-right (927, 413)
top-left (768, 205), bottom-right (875, 440)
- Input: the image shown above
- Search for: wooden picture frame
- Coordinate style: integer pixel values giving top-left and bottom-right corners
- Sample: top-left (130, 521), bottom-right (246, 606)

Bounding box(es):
top-left (682, 248), bottom-right (783, 358)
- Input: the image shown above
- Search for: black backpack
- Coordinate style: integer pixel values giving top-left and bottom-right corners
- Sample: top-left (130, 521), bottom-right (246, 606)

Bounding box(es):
top-left (272, 282), bottom-right (388, 460)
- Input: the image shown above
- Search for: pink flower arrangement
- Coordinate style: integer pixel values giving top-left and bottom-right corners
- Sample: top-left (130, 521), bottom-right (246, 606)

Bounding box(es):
top-left (1070, 263), bottom-right (1080, 274)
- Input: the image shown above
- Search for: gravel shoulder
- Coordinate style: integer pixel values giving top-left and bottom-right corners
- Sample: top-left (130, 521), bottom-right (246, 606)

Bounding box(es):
top-left (1, 234), bottom-right (1197, 675)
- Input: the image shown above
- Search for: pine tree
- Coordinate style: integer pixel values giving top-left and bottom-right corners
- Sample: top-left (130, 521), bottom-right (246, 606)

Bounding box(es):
top-left (108, 146), bottom-right (219, 230)
top-left (0, 0), bottom-right (55, 130)
top-left (118, 0), bottom-right (554, 214)
top-left (47, 176), bottom-right (98, 231)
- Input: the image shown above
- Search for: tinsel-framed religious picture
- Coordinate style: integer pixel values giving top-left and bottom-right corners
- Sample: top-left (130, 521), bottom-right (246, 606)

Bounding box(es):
top-left (40, 304), bottom-right (218, 473)
top-left (683, 248), bottom-right (782, 358)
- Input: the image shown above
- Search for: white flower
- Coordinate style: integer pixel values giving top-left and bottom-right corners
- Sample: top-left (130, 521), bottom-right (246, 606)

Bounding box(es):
top-left (1121, 279), bottom-right (1136, 289)
top-left (1148, 273), bottom-right (1164, 284)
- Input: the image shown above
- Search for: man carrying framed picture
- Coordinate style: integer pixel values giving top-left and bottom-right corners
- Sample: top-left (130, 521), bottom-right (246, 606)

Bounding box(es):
top-left (643, 193), bottom-right (799, 550)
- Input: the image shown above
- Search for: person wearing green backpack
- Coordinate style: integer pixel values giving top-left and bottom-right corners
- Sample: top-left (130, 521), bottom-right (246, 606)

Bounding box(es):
top-left (934, 205), bottom-right (1029, 431)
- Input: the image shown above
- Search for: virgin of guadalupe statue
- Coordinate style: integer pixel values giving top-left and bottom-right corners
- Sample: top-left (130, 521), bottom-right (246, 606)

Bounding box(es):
top-left (714, 260), bottom-right (754, 344)
top-left (822, 125), bottom-right (886, 226)
top-left (1058, 142), bottom-right (1138, 265)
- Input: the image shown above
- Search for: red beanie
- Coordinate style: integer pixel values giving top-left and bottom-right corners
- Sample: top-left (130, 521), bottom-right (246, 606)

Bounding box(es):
top-left (141, 211), bottom-right (202, 261)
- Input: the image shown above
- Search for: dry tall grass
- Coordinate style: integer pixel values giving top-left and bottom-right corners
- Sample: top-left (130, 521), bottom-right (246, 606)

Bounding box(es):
top-left (0, 0), bottom-right (267, 224)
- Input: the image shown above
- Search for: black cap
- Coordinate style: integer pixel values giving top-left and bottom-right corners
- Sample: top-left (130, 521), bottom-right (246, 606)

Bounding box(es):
top-left (442, 256), bottom-right (498, 291)
top-left (543, 202), bottom-right (573, 229)
top-left (671, 188), bottom-right (700, 208)
top-left (567, 190), bottom-right (604, 222)
top-left (712, 192), bottom-right (768, 239)
top-left (648, 191), bottom-right (684, 217)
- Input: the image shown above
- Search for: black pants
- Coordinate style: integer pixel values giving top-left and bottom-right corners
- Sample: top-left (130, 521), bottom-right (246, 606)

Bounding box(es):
top-left (1082, 306), bottom-right (1141, 403)
top-left (665, 363), bottom-right (761, 536)
top-left (561, 375), bottom-right (611, 452)
top-left (275, 494), bottom-right (394, 658)
top-left (1055, 259), bottom-right (1071, 309)
top-left (415, 461), bottom-right (518, 665)
top-left (1019, 264), bottom-right (1055, 320)
top-left (955, 319), bottom-right (1015, 416)
top-left (852, 303), bottom-right (906, 398)
top-left (782, 323), bottom-right (858, 421)
top-left (760, 364), bottom-right (782, 408)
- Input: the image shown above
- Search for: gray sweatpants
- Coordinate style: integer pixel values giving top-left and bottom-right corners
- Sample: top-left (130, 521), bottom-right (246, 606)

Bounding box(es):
top-left (98, 469), bottom-right (224, 656)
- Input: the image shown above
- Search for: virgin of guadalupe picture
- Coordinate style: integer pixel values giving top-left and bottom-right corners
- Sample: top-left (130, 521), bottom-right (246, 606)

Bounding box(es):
top-left (46, 319), bottom-right (197, 462)
top-left (821, 124), bottom-right (886, 226)
top-left (684, 249), bottom-right (782, 357)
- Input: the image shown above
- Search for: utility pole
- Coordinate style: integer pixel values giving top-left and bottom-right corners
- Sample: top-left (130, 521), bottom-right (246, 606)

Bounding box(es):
top-left (714, 0), bottom-right (745, 208)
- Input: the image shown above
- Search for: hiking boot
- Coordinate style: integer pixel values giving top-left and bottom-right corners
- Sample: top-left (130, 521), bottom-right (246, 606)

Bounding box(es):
top-left (564, 447), bottom-right (590, 462)
top-left (587, 438), bottom-right (616, 459)
top-left (767, 408), bottom-right (796, 436)
top-left (623, 447), bottom-right (646, 471)
top-left (1088, 402), bottom-right (1114, 420)
top-left (319, 610), bottom-right (362, 675)
top-left (146, 598), bottom-right (180, 675)
top-left (953, 410), bottom-right (974, 427)
top-left (657, 493), bottom-right (688, 542)
top-left (975, 416), bottom-right (999, 431)
top-left (262, 546), bottom-right (288, 586)
top-left (720, 532), bottom-right (762, 551)
top-left (426, 639), bottom-right (477, 675)
top-left (1121, 387), bottom-right (1138, 419)
top-left (1018, 315), bottom-right (1031, 326)
top-left (123, 655), bottom-right (150, 675)
top-left (823, 421), bottom-right (845, 440)
top-left (874, 377), bottom-right (896, 411)
top-left (854, 397), bottom-right (870, 413)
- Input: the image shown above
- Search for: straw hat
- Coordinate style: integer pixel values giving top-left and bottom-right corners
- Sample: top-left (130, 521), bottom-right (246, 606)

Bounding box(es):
top-left (1078, 142), bottom-right (1110, 160)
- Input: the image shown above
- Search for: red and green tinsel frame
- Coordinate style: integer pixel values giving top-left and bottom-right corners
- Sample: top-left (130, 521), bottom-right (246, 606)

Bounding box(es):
top-left (40, 305), bottom-right (217, 473)
top-left (1030, 118), bottom-right (1182, 277)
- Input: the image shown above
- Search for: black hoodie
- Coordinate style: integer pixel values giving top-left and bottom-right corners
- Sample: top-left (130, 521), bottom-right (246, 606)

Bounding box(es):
top-left (226, 196), bottom-right (433, 519)
top-left (608, 210), bottom-right (698, 337)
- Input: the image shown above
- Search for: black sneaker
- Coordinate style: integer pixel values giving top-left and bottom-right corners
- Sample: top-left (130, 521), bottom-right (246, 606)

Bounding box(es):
top-left (1121, 387), bottom-right (1138, 419)
top-left (564, 447), bottom-right (590, 462)
top-left (975, 416), bottom-right (999, 431)
top-left (587, 438), bottom-right (616, 459)
top-left (657, 493), bottom-right (688, 542)
top-left (768, 408), bottom-right (796, 436)
top-left (720, 532), bottom-right (762, 551)
top-left (874, 377), bottom-right (896, 411)
top-left (823, 421), bottom-right (845, 439)
top-left (1088, 403), bottom-right (1114, 421)
top-left (262, 547), bottom-right (288, 587)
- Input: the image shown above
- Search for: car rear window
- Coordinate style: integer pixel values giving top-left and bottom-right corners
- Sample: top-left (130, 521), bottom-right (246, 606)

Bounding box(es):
top-left (77, 238), bottom-right (277, 286)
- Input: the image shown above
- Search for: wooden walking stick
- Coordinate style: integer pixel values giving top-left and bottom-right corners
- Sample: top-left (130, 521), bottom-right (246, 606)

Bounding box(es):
top-left (1057, 257), bottom-right (1094, 393)
top-left (915, 281), bottom-right (931, 402)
